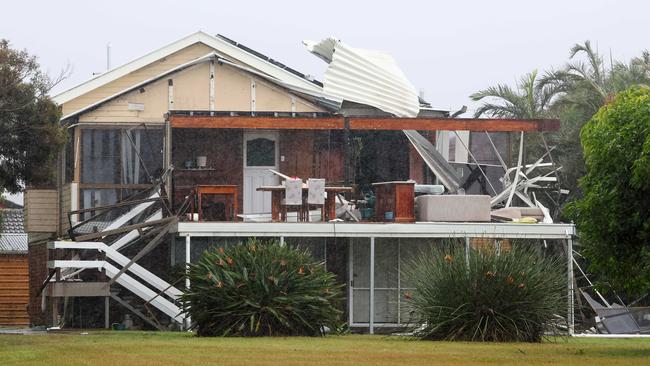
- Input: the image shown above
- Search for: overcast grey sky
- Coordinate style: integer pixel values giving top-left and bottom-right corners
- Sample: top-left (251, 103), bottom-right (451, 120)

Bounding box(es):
top-left (1, 0), bottom-right (648, 203)
top-left (3, 0), bottom-right (648, 113)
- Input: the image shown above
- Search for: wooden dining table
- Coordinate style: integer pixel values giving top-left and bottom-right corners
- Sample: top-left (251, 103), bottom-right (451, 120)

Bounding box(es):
top-left (256, 185), bottom-right (353, 222)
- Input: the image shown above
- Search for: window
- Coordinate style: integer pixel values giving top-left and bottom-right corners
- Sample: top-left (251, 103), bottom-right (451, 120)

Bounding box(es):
top-left (79, 126), bottom-right (163, 213)
top-left (82, 129), bottom-right (121, 184)
top-left (81, 128), bottom-right (163, 185)
top-left (246, 138), bottom-right (275, 167)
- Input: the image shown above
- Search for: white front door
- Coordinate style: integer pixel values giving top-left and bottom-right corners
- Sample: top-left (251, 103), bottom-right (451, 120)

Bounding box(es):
top-left (243, 130), bottom-right (279, 214)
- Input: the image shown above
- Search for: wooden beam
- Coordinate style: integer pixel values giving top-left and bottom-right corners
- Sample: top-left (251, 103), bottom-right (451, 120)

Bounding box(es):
top-left (170, 115), bottom-right (344, 130)
top-left (348, 117), bottom-right (560, 132)
top-left (169, 115), bottom-right (560, 132)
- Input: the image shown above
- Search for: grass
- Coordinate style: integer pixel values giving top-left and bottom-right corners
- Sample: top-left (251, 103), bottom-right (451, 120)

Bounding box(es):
top-left (1, 331), bottom-right (649, 365)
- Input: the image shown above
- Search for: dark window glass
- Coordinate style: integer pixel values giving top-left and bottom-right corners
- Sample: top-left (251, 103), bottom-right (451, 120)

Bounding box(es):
top-left (246, 138), bottom-right (275, 167)
top-left (81, 127), bottom-right (164, 184)
top-left (121, 129), bottom-right (164, 184)
top-left (64, 129), bottom-right (74, 183)
top-left (82, 129), bottom-right (120, 184)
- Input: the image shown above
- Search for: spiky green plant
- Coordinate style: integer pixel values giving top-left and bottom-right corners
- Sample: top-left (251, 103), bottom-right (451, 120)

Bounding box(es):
top-left (405, 245), bottom-right (566, 342)
top-left (181, 239), bottom-right (342, 337)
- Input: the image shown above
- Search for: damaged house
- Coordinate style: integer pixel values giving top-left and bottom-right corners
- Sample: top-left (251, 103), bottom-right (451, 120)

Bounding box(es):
top-left (25, 31), bottom-right (576, 333)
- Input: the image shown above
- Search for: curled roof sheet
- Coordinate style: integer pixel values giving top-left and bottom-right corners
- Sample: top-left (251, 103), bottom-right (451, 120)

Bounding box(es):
top-left (304, 37), bottom-right (420, 117)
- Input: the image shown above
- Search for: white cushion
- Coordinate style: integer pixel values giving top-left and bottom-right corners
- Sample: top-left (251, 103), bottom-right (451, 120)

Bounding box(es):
top-left (307, 178), bottom-right (325, 205)
top-left (284, 179), bottom-right (303, 205)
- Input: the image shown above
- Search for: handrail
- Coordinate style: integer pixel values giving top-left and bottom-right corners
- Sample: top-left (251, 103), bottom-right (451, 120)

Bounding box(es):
top-left (47, 257), bottom-right (184, 323)
top-left (51, 241), bottom-right (183, 299)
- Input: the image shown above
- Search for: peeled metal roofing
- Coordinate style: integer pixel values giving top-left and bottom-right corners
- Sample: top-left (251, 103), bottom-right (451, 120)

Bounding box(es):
top-left (304, 37), bottom-right (420, 117)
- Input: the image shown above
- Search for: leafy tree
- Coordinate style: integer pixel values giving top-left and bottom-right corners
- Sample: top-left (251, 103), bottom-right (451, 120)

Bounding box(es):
top-left (0, 39), bottom-right (66, 193)
top-left (567, 86), bottom-right (650, 295)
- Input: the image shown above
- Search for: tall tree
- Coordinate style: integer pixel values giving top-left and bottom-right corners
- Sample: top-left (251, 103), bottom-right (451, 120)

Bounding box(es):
top-left (0, 39), bottom-right (65, 193)
top-left (567, 86), bottom-right (650, 295)
top-left (541, 41), bottom-right (650, 117)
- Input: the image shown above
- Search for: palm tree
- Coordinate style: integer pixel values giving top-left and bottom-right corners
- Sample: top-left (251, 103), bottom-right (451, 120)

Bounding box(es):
top-left (540, 41), bottom-right (650, 116)
top-left (470, 70), bottom-right (562, 119)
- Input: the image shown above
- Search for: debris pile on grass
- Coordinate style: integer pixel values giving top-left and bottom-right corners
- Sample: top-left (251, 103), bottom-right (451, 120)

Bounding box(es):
top-left (181, 239), bottom-right (342, 336)
top-left (405, 245), bottom-right (566, 342)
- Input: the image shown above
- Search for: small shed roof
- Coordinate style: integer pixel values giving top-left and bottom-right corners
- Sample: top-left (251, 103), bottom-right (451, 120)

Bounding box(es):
top-left (0, 209), bottom-right (27, 254)
top-left (0, 234), bottom-right (28, 254)
top-left (1, 209), bottom-right (25, 233)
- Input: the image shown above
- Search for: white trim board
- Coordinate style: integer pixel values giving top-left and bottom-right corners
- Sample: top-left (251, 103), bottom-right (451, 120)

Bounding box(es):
top-left (176, 222), bottom-right (576, 239)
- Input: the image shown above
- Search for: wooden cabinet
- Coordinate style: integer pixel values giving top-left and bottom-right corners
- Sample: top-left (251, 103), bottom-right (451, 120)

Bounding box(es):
top-left (372, 181), bottom-right (415, 223)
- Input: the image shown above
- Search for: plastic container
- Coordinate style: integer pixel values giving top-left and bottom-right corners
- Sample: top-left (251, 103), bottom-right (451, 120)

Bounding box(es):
top-left (384, 211), bottom-right (394, 221)
top-left (360, 208), bottom-right (373, 220)
top-left (196, 156), bottom-right (207, 168)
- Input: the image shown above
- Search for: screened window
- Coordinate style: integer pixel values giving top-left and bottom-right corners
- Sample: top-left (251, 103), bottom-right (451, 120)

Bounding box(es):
top-left (81, 127), bottom-right (163, 185)
top-left (78, 126), bottom-right (163, 216)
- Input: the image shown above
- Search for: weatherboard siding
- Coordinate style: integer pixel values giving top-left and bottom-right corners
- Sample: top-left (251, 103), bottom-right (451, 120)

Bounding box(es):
top-left (25, 189), bottom-right (58, 233)
top-left (78, 60), bottom-right (322, 124)
top-left (0, 254), bottom-right (29, 326)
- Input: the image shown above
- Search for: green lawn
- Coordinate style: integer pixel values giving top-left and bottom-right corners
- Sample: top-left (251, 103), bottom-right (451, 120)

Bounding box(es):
top-left (1, 331), bottom-right (649, 365)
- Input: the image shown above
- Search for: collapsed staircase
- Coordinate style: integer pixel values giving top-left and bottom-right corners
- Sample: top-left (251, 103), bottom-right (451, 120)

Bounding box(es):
top-left (46, 181), bottom-right (187, 329)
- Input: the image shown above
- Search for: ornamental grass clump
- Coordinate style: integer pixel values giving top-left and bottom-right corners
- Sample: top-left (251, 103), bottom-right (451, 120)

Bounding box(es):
top-left (405, 245), bottom-right (565, 342)
top-left (181, 239), bottom-right (342, 337)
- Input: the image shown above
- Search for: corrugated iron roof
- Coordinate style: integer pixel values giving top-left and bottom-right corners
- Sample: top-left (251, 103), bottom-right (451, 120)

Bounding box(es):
top-left (0, 234), bottom-right (28, 254)
top-left (304, 38), bottom-right (420, 118)
top-left (1, 209), bottom-right (25, 234)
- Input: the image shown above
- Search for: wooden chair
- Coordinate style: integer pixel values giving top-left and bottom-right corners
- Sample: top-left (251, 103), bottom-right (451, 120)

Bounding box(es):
top-left (305, 178), bottom-right (326, 222)
top-left (281, 178), bottom-right (304, 222)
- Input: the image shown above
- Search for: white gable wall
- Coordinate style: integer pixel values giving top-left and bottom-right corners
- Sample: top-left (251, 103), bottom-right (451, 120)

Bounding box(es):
top-left (76, 56), bottom-right (322, 123)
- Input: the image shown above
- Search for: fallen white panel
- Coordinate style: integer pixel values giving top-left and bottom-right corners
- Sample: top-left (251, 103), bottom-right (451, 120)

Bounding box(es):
top-left (403, 130), bottom-right (461, 193)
